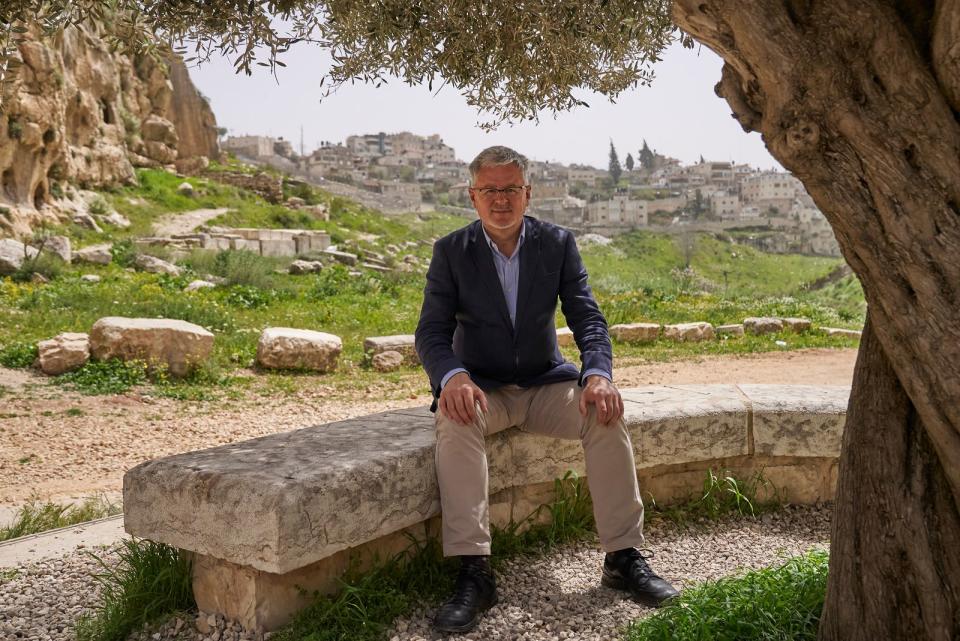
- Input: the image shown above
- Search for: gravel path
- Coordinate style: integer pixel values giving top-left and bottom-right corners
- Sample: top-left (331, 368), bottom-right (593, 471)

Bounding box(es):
top-left (0, 505), bottom-right (831, 641)
top-left (151, 208), bottom-right (231, 237)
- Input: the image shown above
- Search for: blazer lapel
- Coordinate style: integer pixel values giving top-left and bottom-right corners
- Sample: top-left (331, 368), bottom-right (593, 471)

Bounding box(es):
top-left (514, 217), bottom-right (541, 337)
top-left (467, 222), bottom-right (513, 329)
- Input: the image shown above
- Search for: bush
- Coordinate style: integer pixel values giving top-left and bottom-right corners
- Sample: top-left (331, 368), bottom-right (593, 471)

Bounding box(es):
top-left (110, 239), bottom-right (138, 267)
top-left (88, 196), bottom-right (109, 216)
top-left (56, 359), bottom-right (148, 395)
top-left (75, 539), bottom-right (194, 641)
top-left (0, 341), bottom-right (38, 368)
top-left (200, 250), bottom-right (277, 289)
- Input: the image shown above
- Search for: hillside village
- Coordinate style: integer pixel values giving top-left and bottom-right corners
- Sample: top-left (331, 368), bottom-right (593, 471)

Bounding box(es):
top-left (223, 132), bottom-right (841, 257)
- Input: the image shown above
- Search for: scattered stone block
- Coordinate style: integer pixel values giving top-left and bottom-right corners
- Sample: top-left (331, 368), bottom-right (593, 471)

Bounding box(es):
top-left (38, 332), bottom-right (89, 375)
top-left (256, 328), bottom-right (342, 372)
top-left (822, 327), bottom-right (862, 339)
top-left (361, 262), bottom-right (391, 273)
top-left (177, 182), bottom-right (194, 197)
top-left (744, 317), bottom-right (783, 335)
top-left (230, 238), bottom-right (260, 253)
top-left (285, 196), bottom-right (306, 208)
top-left (74, 244), bottom-right (113, 265)
top-left (103, 212), bottom-right (131, 228)
top-left (716, 324), bottom-right (745, 337)
top-left (259, 239), bottom-right (297, 257)
top-left (610, 323), bottom-right (660, 343)
top-left (324, 248), bottom-right (358, 266)
top-left (201, 235), bottom-right (234, 251)
top-left (72, 213), bottom-right (103, 233)
top-left (556, 327), bottom-right (574, 347)
top-left (81, 274), bottom-right (101, 283)
top-left (185, 280), bottom-right (216, 292)
top-left (364, 335), bottom-right (418, 365)
top-left (372, 350), bottom-right (404, 372)
top-left (90, 317), bottom-right (214, 377)
top-left (781, 317), bottom-right (812, 333)
top-left (663, 322), bottom-right (715, 342)
top-left (30, 273), bottom-right (49, 284)
top-left (0, 238), bottom-right (38, 275)
top-left (288, 260), bottom-right (324, 275)
top-left (40, 236), bottom-right (71, 263)
top-left (294, 232), bottom-right (331, 255)
top-left (135, 254), bottom-right (182, 276)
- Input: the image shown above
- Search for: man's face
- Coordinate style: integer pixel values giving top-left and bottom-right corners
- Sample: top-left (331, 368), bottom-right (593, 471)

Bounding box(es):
top-left (469, 163), bottom-right (530, 235)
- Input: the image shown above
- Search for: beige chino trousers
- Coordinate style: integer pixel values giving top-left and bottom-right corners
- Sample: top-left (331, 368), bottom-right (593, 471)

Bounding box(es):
top-left (435, 380), bottom-right (645, 556)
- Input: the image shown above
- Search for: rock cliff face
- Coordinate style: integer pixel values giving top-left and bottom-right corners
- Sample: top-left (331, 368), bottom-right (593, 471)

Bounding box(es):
top-left (0, 22), bottom-right (219, 237)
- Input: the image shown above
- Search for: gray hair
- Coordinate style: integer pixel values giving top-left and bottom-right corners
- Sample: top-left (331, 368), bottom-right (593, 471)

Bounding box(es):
top-left (469, 146), bottom-right (529, 185)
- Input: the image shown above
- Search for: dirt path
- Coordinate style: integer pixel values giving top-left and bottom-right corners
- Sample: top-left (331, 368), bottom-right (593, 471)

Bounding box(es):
top-left (0, 348), bottom-right (856, 508)
top-left (151, 207), bottom-right (230, 237)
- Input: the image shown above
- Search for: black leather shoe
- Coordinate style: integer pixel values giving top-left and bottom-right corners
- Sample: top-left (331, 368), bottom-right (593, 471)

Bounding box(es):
top-left (601, 548), bottom-right (679, 607)
top-left (434, 555), bottom-right (498, 633)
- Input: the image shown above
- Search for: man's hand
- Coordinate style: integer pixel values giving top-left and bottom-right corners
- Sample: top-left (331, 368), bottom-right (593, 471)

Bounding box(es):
top-left (439, 372), bottom-right (489, 425)
top-left (579, 375), bottom-right (623, 425)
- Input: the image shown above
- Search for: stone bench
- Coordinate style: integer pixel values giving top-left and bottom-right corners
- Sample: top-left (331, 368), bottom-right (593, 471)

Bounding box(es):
top-left (123, 384), bottom-right (848, 632)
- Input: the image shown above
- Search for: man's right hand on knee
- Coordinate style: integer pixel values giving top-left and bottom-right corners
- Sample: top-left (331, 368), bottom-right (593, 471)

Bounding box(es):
top-left (440, 372), bottom-right (489, 425)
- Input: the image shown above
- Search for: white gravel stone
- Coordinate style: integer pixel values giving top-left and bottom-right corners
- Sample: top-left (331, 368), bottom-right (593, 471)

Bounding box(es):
top-left (1, 505), bottom-right (830, 641)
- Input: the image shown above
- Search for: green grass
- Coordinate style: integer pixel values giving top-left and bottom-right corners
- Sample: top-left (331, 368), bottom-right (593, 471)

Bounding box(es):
top-left (0, 495), bottom-right (122, 541)
top-left (0, 163), bottom-right (864, 399)
top-left (646, 469), bottom-right (784, 528)
top-left (75, 539), bottom-right (194, 641)
top-left (274, 471), bottom-right (595, 641)
top-left (623, 549), bottom-right (829, 641)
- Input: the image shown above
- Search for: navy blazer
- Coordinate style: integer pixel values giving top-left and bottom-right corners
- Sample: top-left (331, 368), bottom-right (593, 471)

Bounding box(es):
top-left (415, 216), bottom-right (613, 410)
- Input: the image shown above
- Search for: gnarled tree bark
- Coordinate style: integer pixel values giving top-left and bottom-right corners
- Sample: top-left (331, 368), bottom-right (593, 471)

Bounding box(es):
top-left (672, 2), bottom-right (960, 639)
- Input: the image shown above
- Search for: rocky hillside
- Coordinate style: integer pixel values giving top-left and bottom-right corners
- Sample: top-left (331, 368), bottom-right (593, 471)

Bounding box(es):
top-left (0, 21), bottom-right (219, 237)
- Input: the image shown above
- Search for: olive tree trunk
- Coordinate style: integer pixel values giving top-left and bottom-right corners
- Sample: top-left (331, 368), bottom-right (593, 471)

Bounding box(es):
top-left (671, 2), bottom-right (960, 639)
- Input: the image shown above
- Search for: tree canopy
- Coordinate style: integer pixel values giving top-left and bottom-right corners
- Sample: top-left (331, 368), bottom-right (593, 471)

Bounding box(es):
top-left (0, 0), bottom-right (676, 124)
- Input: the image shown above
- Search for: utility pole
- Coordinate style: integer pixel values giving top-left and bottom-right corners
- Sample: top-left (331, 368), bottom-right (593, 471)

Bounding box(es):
top-left (299, 125), bottom-right (304, 157)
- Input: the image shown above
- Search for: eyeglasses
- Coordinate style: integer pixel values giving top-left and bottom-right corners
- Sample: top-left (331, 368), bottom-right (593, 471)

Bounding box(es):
top-left (470, 185), bottom-right (529, 199)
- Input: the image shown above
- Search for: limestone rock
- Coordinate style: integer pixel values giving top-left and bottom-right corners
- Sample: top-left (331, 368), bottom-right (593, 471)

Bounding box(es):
top-left (716, 324), bottom-right (745, 337)
top-left (744, 317), bottom-right (784, 335)
top-left (364, 335), bottom-right (419, 365)
top-left (81, 274), bottom-right (101, 283)
top-left (285, 196), bottom-right (306, 208)
top-left (822, 327), bottom-right (863, 339)
top-left (323, 248), bottom-right (358, 266)
top-left (103, 212), bottom-right (131, 228)
top-left (0, 238), bottom-right (39, 274)
top-left (174, 156), bottom-right (209, 175)
top-left (177, 181), bottom-right (194, 197)
top-left (372, 350), bottom-right (404, 372)
top-left (141, 115), bottom-right (179, 145)
top-left (72, 213), bottom-right (103, 233)
top-left (556, 327), bottom-right (574, 347)
top-left (288, 260), bottom-right (324, 275)
top-left (30, 272), bottom-right (49, 284)
top-left (664, 322), bottom-right (715, 342)
top-left (38, 332), bottom-right (89, 375)
top-left (781, 317), bottom-right (812, 333)
top-left (256, 328), bottom-right (342, 372)
top-left (40, 235), bottom-right (71, 262)
top-left (610, 323), bottom-right (660, 343)
top-left (134, 254), bottom-right (181, 276)
top-left (184, 280), bottom-right (216, 292)
top-left (74, 244), bottom-right (113, 265)
top-left (90, 317), bottom-right (214, 376)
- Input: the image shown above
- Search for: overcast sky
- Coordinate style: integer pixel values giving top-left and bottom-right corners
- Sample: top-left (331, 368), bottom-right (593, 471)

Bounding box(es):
top-left (187, 40), bottom-right (781, 171)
